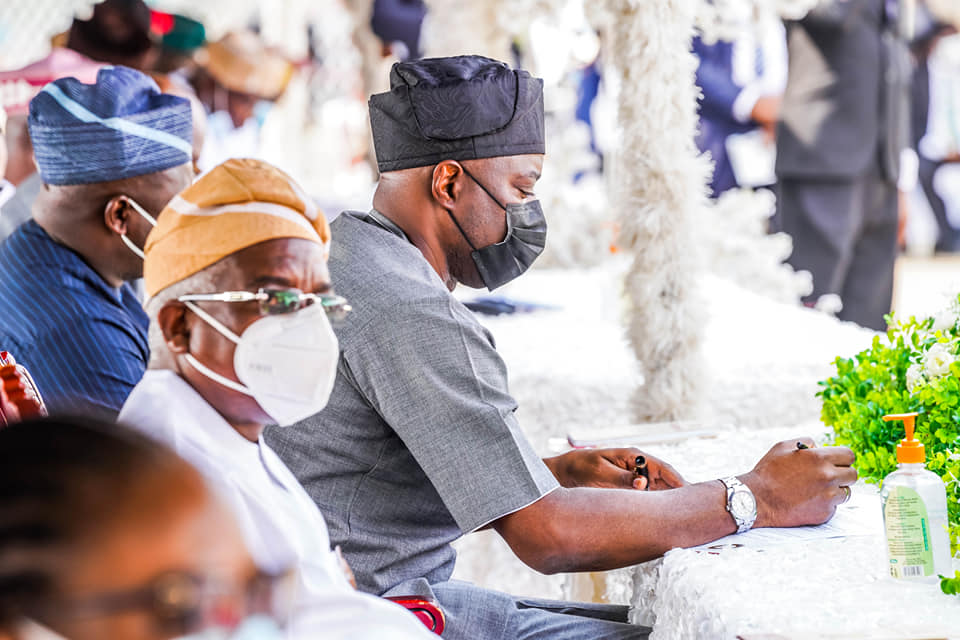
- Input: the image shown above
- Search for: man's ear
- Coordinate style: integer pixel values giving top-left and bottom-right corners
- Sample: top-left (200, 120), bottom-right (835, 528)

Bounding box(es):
top-left (157, 301), bottom-right (190, 354)
top-left (431, 160), bottom-right (464, 209)
top-left (103, 195), bottom-right (132, 236)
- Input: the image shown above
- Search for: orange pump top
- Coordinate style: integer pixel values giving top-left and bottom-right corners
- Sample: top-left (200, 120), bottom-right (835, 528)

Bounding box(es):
top-left (882, 413), bottom-right (925, 464)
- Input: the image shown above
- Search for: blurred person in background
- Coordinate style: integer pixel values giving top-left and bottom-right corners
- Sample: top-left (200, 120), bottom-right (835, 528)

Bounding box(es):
top-left (149, 10), bottom-right (209, 174)
top-left (120, 158), bottom-right (436, 639)
top-left (151, 12), bottom-right (206, 76)
top-left (63, 0), bottom-right (156, 71)
top-left (774, 0), bottom-right (913, 331)
top-left (693, 22), bottom-right (787, 197)
top-left (371, 0), bottom-right (427, 61)
top-left (0, 416), bottom-right (290, 640)
top-left (913, 14), bottom-right (960, 252)
top-left (191, 31), bottom-right (293, 170)
top-left (0, 67), bottom-right (192, 420)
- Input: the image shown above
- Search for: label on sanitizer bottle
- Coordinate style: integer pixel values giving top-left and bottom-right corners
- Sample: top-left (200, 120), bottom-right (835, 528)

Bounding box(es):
top-left (883, 486), bottom-right (934, 578)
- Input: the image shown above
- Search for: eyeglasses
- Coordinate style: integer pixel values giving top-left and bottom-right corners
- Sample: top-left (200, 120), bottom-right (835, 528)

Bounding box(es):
top-left (179, 288), bottom-right (351, 322)
top-left (31, 568), bottom-right (295, 636)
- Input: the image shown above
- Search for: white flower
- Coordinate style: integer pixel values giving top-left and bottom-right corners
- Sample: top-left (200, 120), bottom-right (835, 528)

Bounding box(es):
top-left (906, 363), bottom-right (925, 393)
top-left (932, 308), bottom-right (959, 333)
top-left (923, 342), bottom-right (956, 379)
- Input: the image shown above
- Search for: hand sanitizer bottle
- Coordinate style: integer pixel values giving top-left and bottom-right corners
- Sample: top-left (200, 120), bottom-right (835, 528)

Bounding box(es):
top-left (880, 413), bottom-right (952, 581)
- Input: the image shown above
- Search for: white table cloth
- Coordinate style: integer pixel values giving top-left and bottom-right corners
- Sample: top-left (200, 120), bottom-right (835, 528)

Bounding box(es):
top-left (605, 426), bottom-right (960, 639)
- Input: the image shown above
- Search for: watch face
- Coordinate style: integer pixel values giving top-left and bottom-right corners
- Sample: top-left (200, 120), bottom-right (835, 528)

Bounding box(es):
top-left (731, 490), bottom-right (756, 518)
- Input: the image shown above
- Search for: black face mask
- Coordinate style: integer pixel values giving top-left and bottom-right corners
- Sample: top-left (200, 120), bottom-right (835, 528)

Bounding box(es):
top-left (447, 168), bottom-right (547, 291)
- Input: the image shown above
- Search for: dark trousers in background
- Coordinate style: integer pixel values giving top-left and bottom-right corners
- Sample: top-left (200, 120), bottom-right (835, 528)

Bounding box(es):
top-left (776, 165), bottom-right (898, 332)
top-left (919, 156), bottom-right (960, 253)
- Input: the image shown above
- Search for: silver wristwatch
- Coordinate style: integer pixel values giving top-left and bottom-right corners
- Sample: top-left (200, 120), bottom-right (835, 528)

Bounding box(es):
top-left (720, 476), bottom-right (757, 534)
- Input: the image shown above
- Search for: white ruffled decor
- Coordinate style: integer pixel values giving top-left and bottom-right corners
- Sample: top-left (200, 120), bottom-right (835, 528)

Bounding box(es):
top-left (694, 0), bottom-right (821, 43)
top-left (589, 0), bottom-right (710, 423)
top-left (704, 188), bottom-right (813, 304)
top-left (928, 0), bottom-right (960, 29)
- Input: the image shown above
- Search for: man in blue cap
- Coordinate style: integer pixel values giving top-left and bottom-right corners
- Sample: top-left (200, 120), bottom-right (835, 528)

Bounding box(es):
top-left (269, 55), bottom-right (857, 639)
top-left (0, 66), bottom-right (193, 420)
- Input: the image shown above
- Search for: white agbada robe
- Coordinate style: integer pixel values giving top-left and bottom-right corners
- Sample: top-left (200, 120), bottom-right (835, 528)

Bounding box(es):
top-left (119, 370), bottom-right (434, 639)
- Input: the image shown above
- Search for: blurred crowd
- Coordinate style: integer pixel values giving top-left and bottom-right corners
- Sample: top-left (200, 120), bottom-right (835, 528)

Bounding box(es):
top-left (1, 0), bottom-right (429, 235)
top-left (688, 0), bottom-right (960, 329)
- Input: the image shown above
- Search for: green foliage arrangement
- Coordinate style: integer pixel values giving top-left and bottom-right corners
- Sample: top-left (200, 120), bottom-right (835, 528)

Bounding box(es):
top-left (818, 296), bottom-right (960, 594)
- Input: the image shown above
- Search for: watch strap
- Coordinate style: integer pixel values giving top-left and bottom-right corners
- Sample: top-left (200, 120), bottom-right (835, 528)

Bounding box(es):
top-left (720, 476), bottom-right (756, 534)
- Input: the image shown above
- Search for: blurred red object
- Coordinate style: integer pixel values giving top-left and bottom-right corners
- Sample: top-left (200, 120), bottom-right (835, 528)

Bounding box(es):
top-left (0, 351), bottom-right (47, 427)
top-left (384, 597), bottom-right (445, 635)
top-left (0, 48), bottom-right (104, 116)
top-left (150, 10), bottom-right (176, 37)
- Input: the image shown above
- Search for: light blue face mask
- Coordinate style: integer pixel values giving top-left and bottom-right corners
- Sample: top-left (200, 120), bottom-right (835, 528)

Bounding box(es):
top-left (253, 100), bottom-right (273, 128)
top-left (175, 615), bottom-right (286, 640)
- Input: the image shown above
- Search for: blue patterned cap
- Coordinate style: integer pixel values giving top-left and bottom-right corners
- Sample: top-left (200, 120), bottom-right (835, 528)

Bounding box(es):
top-left (28, 66), bottom-right (192, 186)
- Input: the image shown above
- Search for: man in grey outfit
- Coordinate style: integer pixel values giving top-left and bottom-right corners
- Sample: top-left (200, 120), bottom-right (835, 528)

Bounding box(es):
top-left (269, 55), bottom-right (858, 640)
top-left (775, 0), bottom-right (913, 330)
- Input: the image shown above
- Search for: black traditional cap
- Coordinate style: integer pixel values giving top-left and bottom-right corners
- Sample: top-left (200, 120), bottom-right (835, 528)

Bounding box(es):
top-left (368, 55), bottom-right (545, 172)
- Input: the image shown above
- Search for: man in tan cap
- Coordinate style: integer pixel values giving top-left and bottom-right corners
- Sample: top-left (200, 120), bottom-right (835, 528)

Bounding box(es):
top-left (192, 31), bottom-right (293, 169)
top-left (119, 158), bottom-right (435, 639)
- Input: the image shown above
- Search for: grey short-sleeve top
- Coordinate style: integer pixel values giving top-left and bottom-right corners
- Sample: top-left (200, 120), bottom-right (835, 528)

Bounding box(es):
top-left (267, 210), bottom-right (559, 595)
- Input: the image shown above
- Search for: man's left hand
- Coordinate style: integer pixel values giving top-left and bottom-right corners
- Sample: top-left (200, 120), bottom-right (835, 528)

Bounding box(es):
top-left (543, 448), bottom-right (686, 491)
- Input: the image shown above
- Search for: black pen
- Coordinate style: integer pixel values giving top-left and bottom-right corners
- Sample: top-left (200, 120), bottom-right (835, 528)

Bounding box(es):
top-left (634, 455), bottom-right (649, 480)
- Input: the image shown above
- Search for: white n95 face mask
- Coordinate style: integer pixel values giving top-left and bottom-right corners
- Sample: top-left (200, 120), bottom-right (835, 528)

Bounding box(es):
top-left (182, 301), bottom-right (339, 427)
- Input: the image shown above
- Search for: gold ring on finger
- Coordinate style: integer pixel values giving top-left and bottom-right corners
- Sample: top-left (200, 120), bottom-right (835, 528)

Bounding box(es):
top-left (840, 485), bottom-right (851, 504)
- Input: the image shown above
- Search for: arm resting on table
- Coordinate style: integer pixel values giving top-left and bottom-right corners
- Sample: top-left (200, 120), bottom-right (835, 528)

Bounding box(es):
top-left (496, 439), bottom-right (857, 574)
top-left (493, 481), bottom-right (735, 574)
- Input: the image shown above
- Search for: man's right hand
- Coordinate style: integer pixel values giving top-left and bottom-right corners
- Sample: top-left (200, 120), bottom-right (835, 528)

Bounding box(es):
top-left (740, 438), bottom-right (857, 529)
top-left (750, 95), bottom-right (782, 142)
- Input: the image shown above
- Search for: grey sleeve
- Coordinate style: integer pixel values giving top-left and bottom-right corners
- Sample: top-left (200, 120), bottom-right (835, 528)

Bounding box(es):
top-left (343, 293), bottom-right (559, 533)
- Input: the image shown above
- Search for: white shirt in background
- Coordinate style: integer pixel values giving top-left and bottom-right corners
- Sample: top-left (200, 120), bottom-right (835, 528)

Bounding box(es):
top-left (920, 34), bottom-right (960, 161)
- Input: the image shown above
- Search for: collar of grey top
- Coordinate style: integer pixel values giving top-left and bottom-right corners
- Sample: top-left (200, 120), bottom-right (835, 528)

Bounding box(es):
top-left (363, 208), bottom-right (409, 242)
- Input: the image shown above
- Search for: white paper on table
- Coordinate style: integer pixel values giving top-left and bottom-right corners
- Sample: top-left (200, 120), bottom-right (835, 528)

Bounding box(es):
top-left (725, 128), bottom-right (777, 188)
top-left (692, 493), bottom-right (881, 552)
top-left (565, 422), bottom-right (728, 449)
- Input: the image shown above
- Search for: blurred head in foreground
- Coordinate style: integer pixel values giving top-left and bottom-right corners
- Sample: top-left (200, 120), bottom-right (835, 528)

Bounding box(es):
top-left (0, 416), bottom-right (290, 640)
